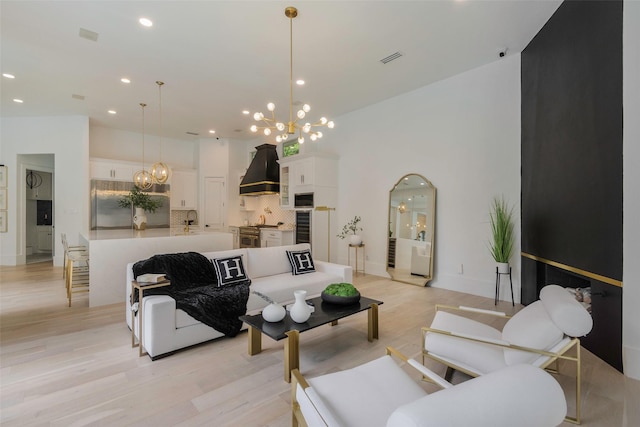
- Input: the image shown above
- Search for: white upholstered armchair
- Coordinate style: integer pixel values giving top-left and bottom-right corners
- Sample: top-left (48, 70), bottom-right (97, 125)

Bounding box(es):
top-left (291, 346), bottom-right (566, 427)
top-left (410, 244), bottom-right (430, 276)
top-left (422, 284), bottom-right (593, 424)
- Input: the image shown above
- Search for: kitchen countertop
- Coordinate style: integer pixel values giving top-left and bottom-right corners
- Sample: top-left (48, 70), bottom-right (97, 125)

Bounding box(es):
top-left (84, 228), bottom-right (207, 240)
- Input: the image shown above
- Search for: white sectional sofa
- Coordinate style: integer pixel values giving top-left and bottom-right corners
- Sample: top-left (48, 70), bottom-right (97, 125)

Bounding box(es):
top-left (126, 243), bottom-right (352, 359)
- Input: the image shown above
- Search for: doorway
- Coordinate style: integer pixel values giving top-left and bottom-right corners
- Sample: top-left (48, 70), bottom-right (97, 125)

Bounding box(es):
top-left (22, 155), bottom-right (55, 265)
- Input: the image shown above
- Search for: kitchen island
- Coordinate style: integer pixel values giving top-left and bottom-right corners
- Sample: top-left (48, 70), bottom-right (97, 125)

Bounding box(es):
top-left (81, 229), bottom-right (232, 307)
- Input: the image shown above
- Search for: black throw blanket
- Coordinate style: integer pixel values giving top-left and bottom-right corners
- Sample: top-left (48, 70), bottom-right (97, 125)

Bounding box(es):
top-left (132, 252), bottom-right (250, 337)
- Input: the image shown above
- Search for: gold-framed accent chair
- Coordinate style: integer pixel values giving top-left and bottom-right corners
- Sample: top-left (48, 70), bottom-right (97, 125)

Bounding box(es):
top-left (291, 346), bottom-right (566, 427)
top-left (422, 284), bottom-right (593, 424)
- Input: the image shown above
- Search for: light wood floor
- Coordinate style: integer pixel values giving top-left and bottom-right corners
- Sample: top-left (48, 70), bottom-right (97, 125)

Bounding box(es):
top-left (1, 262), bottom-right (638, 426)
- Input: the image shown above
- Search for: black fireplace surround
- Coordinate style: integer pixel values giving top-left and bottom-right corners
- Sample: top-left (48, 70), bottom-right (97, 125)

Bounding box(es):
top-left (520, 1), bottom-right (623, 371)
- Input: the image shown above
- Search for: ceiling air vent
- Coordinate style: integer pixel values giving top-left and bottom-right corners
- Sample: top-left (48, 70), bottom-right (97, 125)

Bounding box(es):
top-left (380, 51), bottom-right (403, 64)
top-left (78, 28), bottom-right (99, 42)
top-left (186, 131), bottom-right (199, 136)
top-left (71, 94), bottom-right (85, 100)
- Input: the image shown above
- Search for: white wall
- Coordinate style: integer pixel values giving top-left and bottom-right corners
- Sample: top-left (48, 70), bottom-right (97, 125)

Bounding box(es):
top-left (623, 0), bottom-right (640, 380)
top-left (323, 55), bottom-right (521, 302)
top-left (0, 116), bottom-right (89, 266)
top-left (90, 125), bottom-right (197, 169)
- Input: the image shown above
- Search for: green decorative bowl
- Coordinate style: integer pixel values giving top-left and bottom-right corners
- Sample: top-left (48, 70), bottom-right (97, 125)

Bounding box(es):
top-left (321, 290), bottom-right (361, 305)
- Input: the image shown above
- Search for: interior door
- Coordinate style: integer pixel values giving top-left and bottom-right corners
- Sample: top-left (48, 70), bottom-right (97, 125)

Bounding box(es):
top-left (204, 177), bottom-right (225, 231)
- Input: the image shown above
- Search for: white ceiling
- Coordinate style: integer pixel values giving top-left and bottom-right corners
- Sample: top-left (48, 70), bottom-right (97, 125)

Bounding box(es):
top-left (0, 1), bottom-right (561, 142)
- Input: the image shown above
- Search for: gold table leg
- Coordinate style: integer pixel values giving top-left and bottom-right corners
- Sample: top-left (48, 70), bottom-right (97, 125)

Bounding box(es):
top-left (138, 294), bottom-right (145, 357)
top-left (368, 303), bottom-right (379, 342)
top-left (248, 325), bottom-right (262, 356)
top-left (284, 330), bottom-right (300, 383)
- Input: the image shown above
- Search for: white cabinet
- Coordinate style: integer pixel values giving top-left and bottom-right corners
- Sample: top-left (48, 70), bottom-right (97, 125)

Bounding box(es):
top-left (90, 159), bottom-right (136, 181)
top-left (26, 171), bottom-right (52, 200)
top-left (171, 169), bottom-right (197, 210)
top-left (260, 229), bottom-right (294, 247)
top-left (279, 153), bottom-right (338, 209)
top-left (37, 226), bottom-right (53, 251)
top-left (291, 158), bottom-right (315, 189)
top-left (279, 164), bottom-right (292, 209)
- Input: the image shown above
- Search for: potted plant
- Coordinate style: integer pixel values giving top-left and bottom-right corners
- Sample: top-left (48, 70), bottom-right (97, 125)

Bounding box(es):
top-left (489, 196), bottom-right (515, 273)
top-left (337, 215), bottom-right (363, 246)
top-left (118, 187), bottom-right (162, 230)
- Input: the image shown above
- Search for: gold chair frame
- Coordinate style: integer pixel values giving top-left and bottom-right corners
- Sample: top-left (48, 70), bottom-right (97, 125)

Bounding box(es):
top-left (422, 304), bottom-right (583, 424)
top-left (292, 347), bottom-right (448, 427)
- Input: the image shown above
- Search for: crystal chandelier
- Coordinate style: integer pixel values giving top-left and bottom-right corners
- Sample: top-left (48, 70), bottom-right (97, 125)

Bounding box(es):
top-left (250, 6), bottom-right (334, 144)
top-left (151, 81), bottom-right (170, 184)
top-left (133, 103), bottom-right (153, 190)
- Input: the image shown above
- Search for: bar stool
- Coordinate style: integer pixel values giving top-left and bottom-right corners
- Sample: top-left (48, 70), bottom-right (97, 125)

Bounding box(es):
top-left (66, 250), bottom-right (89, 306)
top-left (62, 233), bottom-right (87, 279)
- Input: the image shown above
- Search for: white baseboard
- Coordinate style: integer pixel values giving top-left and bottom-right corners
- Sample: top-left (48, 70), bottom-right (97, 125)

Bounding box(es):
top-left (623, 345), bottom-right (640, 380)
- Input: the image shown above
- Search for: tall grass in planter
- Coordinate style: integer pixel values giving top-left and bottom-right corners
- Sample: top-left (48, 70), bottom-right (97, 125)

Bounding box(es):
top-left (489, 196), bottom-right (515, 273)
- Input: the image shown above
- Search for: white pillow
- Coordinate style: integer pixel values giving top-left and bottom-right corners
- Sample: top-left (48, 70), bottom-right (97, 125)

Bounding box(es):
top-left (540, 284), bottom-right (593, 337)
top-left (502, 301), bottom-right (564, 365)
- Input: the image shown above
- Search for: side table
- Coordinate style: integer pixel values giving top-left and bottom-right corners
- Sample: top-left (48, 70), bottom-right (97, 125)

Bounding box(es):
top-left (348, 243), bottom-right (365, 276)
top-left (131, 279), bottom-right (171, 356)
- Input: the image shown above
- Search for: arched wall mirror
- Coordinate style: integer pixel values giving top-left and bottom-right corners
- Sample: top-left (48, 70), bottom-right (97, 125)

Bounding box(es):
top-left (387, 174), bottom-right (436, 286)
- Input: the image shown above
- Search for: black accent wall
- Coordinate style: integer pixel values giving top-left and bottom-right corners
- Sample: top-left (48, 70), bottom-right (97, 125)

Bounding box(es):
top-left (521, 0), bottom-right (623, 279)
top-left (521, 1), bottom-right (623, 371)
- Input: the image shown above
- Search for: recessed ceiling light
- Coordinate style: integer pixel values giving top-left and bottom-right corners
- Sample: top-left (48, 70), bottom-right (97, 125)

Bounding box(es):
top-left (121, 78), bottom-right (131, 84)
top-left (3, 73), bottom-right (15, 79)
top-left (13, 99), bottom-right (23, 103)
top-left (242, 110), bottom-right (250, 115)
top-left (139, 17), bottom-right (153, 27)
top-left (108, 110), bottom-right (117, 114)
top-left (296, 79), bottom-right (305, 85)
top-left (209, 130), bottom-right (216, 134)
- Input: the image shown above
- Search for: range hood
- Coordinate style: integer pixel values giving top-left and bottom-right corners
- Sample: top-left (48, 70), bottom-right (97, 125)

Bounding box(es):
top-left (240, 144), bottom-right (280, 196)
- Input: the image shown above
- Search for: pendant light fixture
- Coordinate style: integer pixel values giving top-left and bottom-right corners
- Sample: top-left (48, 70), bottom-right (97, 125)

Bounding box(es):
top-left (151, 80), bottom-right (170, 184)
top-left (133, 103), bottom-right (153, 190)
top-left (249, 6), bottom-right (334, 144)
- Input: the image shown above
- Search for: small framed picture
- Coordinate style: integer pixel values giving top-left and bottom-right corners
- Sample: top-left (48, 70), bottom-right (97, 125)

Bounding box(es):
top-left (0, 166), bottom-right (7, 188)
top-left (0, 188), bottom-right (6, 210)
top-left (0, 211), bottom-right (6, 233)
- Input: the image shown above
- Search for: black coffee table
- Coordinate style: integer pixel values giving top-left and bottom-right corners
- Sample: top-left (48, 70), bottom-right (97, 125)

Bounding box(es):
top-left (239, 295), bottom-right (383, 382)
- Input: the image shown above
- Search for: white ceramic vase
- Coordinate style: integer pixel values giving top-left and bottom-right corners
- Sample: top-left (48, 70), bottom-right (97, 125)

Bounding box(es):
top-left (133, 207), bottom-right (147, 230)
top-left (262, 303), bottom-right (286, 322)
top-left (290, 290), bottom-right (311, 323)
top-left (350, 235), bottom-right (362, 246)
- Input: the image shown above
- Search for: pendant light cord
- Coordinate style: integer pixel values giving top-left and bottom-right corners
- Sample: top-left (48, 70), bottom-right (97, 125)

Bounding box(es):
top-left (289, 13), bottom-right (293, 127)
top-left (157, 81), bottom-right (164, 161)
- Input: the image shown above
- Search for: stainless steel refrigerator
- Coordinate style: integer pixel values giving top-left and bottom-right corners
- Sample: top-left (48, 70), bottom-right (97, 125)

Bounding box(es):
top-left (91, 180), bottom-right (170, 229)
